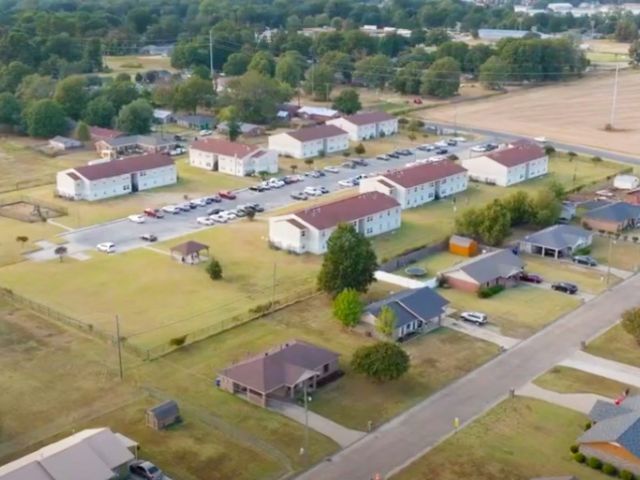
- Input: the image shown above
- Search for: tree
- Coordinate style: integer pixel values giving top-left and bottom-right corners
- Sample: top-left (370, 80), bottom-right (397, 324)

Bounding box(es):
top-left (83, 96), bottom-right (115, 128)
top-left (275, 54), bottom-right (304, 88)
top-left (227, 119), bottom-right (241, 141)
top-left (425, 28), bottom-right (451, 46)
top-left (54, 245), bottom-right (67, 263)
top-left (16, 74), bottom-right (56, 104)
top-left (436, 41), bottom-right (470, 67)
top-left (24, 99), bottom-right (66, 137)
top-left (117, 99), bottom-right (153, 134)
top-left (549, 179), bottom-right (566, 200)
top-left (191, 65), bottom-right (211, 80)
top-left (0, 92), bottom-right (21, 125)
top-left (478, 199), bottom-right (511, 246)
top-left (421, 57), bottom-right (461, 99)
top-left (302, 64), bottom-right (334, 101)
top-left (479, 56), bottom-right (509, 90)
top-left (351, 342), bottom-right (410, 382)
top-left (54, 75), bottom-right (88, 120)
top-left (15, 235), bottom-right (28, 248)
top-left (104, 80), bottom-right (139, 111)
top-left (393, 62), bottom-right (424, 95)
top-left (615, 17), bottom-right (638, 42)
top-left (354, 54), bottom-right (393, 90)
top-left (503, 191), bottom-right (534, 226)
top-left (332, 88), bottom-right (361, 114)
top-left (332, 288), bottom-right (363, 328)
top-left (206, 258), bottom-right (223, 280)
top-left (630, 40), bottom-right (640, 66)
top-left (317, 223), bottom-right (377, 295)
top-left (320, 51), bottom-right (353, 83)
top-left (0, 61), bottom-right (32, 93)
top-left (223, 52), bottom-right (252, 76)
top-left (622, 307), bottom-right (640, 345)
top-left (82, 38), bottom-right (103, 73)
top-left (75, 121), bottom-right (90, 141)
top-left (532, 189), bottom-right (561, 226)
top-left (224, 72), bottom-right (292, 124)
top-left (248, 51), bottom-right (276, 77)
top-left (376, 306), bottom-right (396, 338)
top-left (172, 76), bottom-right (214, 113)
top-left (464, 44), bottom-right (494, 76)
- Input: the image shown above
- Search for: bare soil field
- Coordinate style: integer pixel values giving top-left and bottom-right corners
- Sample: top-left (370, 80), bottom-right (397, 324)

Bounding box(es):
top-left (422, 70), bottom-right (640, 156)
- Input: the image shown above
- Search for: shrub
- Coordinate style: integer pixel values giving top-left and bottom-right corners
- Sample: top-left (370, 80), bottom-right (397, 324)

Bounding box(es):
top-left (602, 463), bottom-right (618, 476)
top-left (592, 155), bottom-right (603, 162)
top-left (569, 444), bottom-right (579, 454)
top-left (620, 470), bottom-right (636, 480)
top-left (354, 143), bottom-right (365, 154)
top-left (206, 258), bottom-right (223, 280)
top-left (573, 246), bottom-right (591, 255)
top-left (398, 117), bottom-right (409, 125)
top-left (544, 145), bottom-right (556, 155)
top-left (478, 284), bottom-right (505, 298)
top-left (573, 452), bottom-right (586, 463)
top-left (408, 133), bottom-right (416, 141)
top-left (633, 236), bottom-right (639, 243)
top-left (585, 421), bottom-right (592, 430)
top-left (351, 342), bottom-right (410, 381)
top-left (587, 457), bottom-right (602, 470)
top-left (169, 335), bottom-right (188, 347)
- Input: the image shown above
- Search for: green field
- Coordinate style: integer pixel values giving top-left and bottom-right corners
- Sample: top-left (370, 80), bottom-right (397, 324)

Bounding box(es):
top-left (393, 397), bottom-right (604, 480)
top-left (586, 323), bottom-right (640, 368)
top-left (103, 55), bottom-right (176, 75)
top-left (395, 251), bottom-right (468, 277)
top-left (534, 366), bottom-right (632, 398)
top-left (0, 217), bottom-right (64, 267)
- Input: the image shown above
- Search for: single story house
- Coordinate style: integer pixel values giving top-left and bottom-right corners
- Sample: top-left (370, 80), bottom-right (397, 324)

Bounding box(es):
top-left (95, 134), bottom-right (176, 159)
top-left (441, 249), bottom-right (524, 292)
top-left (48, 136), bottom-right (83, 151)
top-left (175, 114), bottom-right (216, 130)
top-left (297, 106), bottom-right (340, 123)
top-left (189, 138), bottom-right (278, 176)
top-left (276, 103), bottom-right (301, 120)
top-left (359, 160), bottom-right (468, 209)
top-left (614, 174), bottom-right (640, 191)
top-left (269, 192), bottom-right (401, 254)
top-left (268, 124), bottom-right (349, 159)
top-left (519, 224), bottom-right (593, 258)
top-left (139, 44), bottom-right (174, 56)
top-left (146, 400), bottom-right (181, 430)
top-left (449, 235), bottom-right (478, 257)
top-left (56, 153), bottom-right (177, 201)
top-left (462, 140), bottom-right (548, 187)
top-left (217, 121), bottom-right (264, 137)
top-left (152, 109), bottom-right (174, 124)
top-left (326, 111), bottom-right (398, 141)
top-left (582, 202), bottom-right (640, 233)
top-left (578, 396), bottom-right (640, 475)
top-left (89, 126), bottom-right (124, 144)
top-left (218, 340), bottom-right (340, 407)
top-left (0, 428), bottom-right (138, 480)
top-left (362, 286), bottom-right (449, 341)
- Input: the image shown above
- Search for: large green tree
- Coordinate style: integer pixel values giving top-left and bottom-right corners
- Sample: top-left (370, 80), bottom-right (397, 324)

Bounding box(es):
top-left (83, 96), bottom-right (115, 128)
top-left (320, 51), bottom-right (353, 83)
top-left (25, 99), bottom-right (66, 137)
top-left (630, 40), bottom-right (640, 66)
top-left (105, 80), bottom-right (139, 112)
top-left (248, 51), bottom-right (276, 77)
top-left (302, 64), bottom-right (334, 101)
top-left (0, 61), bottom-right (32, 93)
top-left (420, 56), bottom-right (461, 99)
top-left (224, 71), bottom-right (292, 124)
top-left (479, 56), bottom-right (509, 90)
top-left (503, 191), bottom-right (534, 226)
top-left (615, 17), bottom-right (639, 42)
top-left (376, 306), bottom-right (397, 338)
top-left (275, 53), bottom-right (304, 88)
top-left (622, 307), bottom-right (640, 345)
top-left (222, 52), bottom-right (252, 76)
top-left (351, 342), bottom-right (410, 382)
top-left (393, 61), bottom-right (424, 95)
top-left (478, 199), bottom-right (511, 246)
top-left (332, 88), bottom-right (361, 114)
top-left (16, 74), bottom-right (55, 104)
top-left (0, 92), bottom-right (22, 125)
top-left (532, 190), bottom-right (562, 226)
top-left (116, 99), bottom-right (153, 134)
top-left (354, 54), bottom-right (393, 90)
top-left (54, 75), bottom-right (88, 120)
top-left (332, 288), bottom-right (363, 328)
top-left (317, 223), bottom-right (377, 295)
top-left (436, 41), bottom-right (469, 67)
top-left (172, 76), bottom-right (214, 113)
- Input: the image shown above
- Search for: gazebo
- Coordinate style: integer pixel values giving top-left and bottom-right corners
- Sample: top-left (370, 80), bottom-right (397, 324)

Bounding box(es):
top-left (170, 240), bottom-right (209, 264)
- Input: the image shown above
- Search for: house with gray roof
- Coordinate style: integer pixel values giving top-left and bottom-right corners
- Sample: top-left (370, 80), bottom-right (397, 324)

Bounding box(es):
top-left (175, 114), bottom-right (216, 130)
top-left (519, 225), bottom-right (593, 259)
top-left (48, 136), bottom-right (83, 151)
top-left (582, 202), bottom-right (640, 233)
top-left (441, 249), bottom-right (524, 292)
top-left (95, 134), bottom-right (176, 159)
top-left (579, 395), bottom-right (640, 475)
top-left (362, 286), bottom-right (449, 341)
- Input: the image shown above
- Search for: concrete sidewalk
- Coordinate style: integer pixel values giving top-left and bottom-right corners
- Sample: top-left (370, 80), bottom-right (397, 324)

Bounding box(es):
top-left (442, 318), bottom-right (519, 349)
top-left (269, 400), bottom-right (365, 448)
top-left (560, 351), bottom-right (640, 388)
top-left (517, 382), bottom-right (610, 414)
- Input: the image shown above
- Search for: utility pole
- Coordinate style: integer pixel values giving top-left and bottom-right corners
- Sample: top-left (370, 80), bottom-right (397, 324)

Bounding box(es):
top-left (209, 29), bottom-right (214, 76)
top-left (609, 63), bottom-right (619, 129)
top-left (606, 235), bottom-right (614, 287)
top-left (115, 315), bottom-right (123, 381)
top-left (303, 382), bottom-right (309, 465)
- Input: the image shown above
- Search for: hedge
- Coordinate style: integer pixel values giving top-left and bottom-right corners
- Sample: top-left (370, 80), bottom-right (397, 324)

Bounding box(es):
top-left (573, 452), bottom-right (586, 463)
top-left (569, 444), bottom-right (579, 454)
top-left (588, 457), bottom-right (603, 470)
top-left (603, 463), bottom-right (618, 476)
top-left (621, 470), bottom-right (636, 480)
top-left (478, 284), bottom-right (505, 298)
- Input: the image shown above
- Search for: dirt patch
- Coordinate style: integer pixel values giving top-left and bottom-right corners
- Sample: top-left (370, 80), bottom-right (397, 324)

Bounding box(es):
top-left (0, 200), bottom-right (65, 222)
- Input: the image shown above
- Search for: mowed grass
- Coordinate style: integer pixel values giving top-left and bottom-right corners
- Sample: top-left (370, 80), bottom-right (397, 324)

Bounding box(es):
top-left (534, 366), bottom-right (632, 398)
top-left (395, 251), bottom-right (468, 277)
top-left (441, 285), bottom-right (581, 338)
top-left (586, 323), bottom-right (640, 368)
top-left (0, 220), bottom-right (321, 349)
top-left (393, 397), bottom-right (604, 480)
top-left (103, 55), bottom-right (176, 75)
top-left (0, 217), bottom-right (64, 266)
top-left (590, 236), bottom-right (640, 272)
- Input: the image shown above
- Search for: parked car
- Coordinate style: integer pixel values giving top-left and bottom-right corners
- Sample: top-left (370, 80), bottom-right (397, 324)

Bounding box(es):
top-left (520, 272), bottom-right (543, 283)
top-left (435, 148), bottom-right (448, 155)
top-left (572, 255), bottom-right (598, 267)
top-left (211, 213), bottom-right (228, 223)
top-left (446, 139), bottom-right (457, 146)
top-left (128, 214), bottom-right (146, 224)
top-left (267, 178), bottom-right (285, 188)
top-left (471, 145), bottom-right (489, 153)
top-left (453, 136), bottom-right (467, 142)
top-left (140, 233), bottom-right (158, 242)
top-left (485, 143), bottom-right (499, 151)
top-left (161, 205), bottom-right (180, 214)
top-left (318, 186), bottom-right (329, 194)
top-left (338, 179), bottom-right (355, 187)
top-left (397, 149), bottom-right (412, 156)
top-left (249, 184), bottom-right (267, 192)
top-left (221, 210), bottom-right (237, 220)
top-left (324, 166), bottom-right (340, 173)
top-left (143, 208), bottom-right (164, 218)
top-left (551, 282), bottom-right (578, 294)
top-left (352, 157), bottom-right (368, 166)
top-left (193, 198), bottom-right (208, 207)
top-left (435, 140), bottom-right (448, 147)
top-left (460, 311), bottom-right (488, 325)
top-left (198, 129), bottom-right (213, 137)
top-left (291, 192), bottom-right (308, 200)
top-left (178, 203), bottom-right (191, 212)
top-left (206, 207), bottom-right (223, 215)
top-left (246, 202), bottom-right (264, 212)
top-left (341, 161), bottom-right (356, 169)
top-left (309, 170), bottom-right (323, 178)
top-left (129, 460), bottom-right (164, 480)
top-left (206, 195), bottom-right (222, 203)
top-left (96, 242), bottom-right (116, 253)
top-left (387, 152), bottom-right (400, 159)
top-left (234, 208), bottom-right (247, 217)
top-left (304, 186), bottom-right (322, 196)
top-left (197, 216), bottom-right (215, 225)
top-left (219, 190), bottom-right (236, 200)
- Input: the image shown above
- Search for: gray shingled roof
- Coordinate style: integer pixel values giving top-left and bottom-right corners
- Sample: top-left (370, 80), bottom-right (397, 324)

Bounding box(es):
top-left (589, 400), bottom-right (633, 423)
top-left (147, 400), bottom-right (179, 421)
top-left (521, 225), bottom-right (591, 251)
top-left (579, 410), bottom-right (640, 457)
top-left (365, 286), bottom-right (449, 328)
top-left (105, 134), bottom-right (174, 148)
top-left (445, 249), bottom-right (524, 283)
top-left (584, 202), bottom-right (640, 223)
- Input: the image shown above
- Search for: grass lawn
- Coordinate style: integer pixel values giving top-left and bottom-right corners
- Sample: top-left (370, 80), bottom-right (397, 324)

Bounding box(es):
top-left (586, 323), bottom-right (640, 368)
top-left (394, 251), bottom-right (467, 277)
top-left (534, 366), bottom-right (632, 398)
top-left (590, 236), bottom-right (640, 272)
top-left (522, 254), bottom-right (620, 294)
top-left (0, 217), bottom-right (64, 267)
top-left (103, 55), bottom-right (176, 75)
top-left (393, 397), bottom-right (604, 480)
top-left (586, 51), bottom-right (629, 63)
top-left (440, 285), bottom-right (581, 338)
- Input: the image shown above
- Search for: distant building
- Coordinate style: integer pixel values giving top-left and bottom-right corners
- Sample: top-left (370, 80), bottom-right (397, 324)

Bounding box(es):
top-left (301, 26), bottom-right (336, 37)
top-left (326, 111), bottom-right (398, 141)
top-left (217, 121), bottom-right (264, 137)
top-left (48, 136), bottom-right (83, 151)
top-left (140, 44), bottom-right (174, 56)
top-left (268, 125), bottom-right (349, 159)
top-left (95, 134), bottom-right (176, 159)
top-left (152, 109), bottom-right (174, 124)
top-left (477, 29), bottom-right (549, 41)
top-left (189, 138), bottom-right (278, 176)
top-left (519, 225), bottom-right (593, 259)
top-left (614, 175), bottom-right (640, 191)
top-left (297, 106), bottom-right (340, 123)
top-left (175, 114), bottom-right (216, 130)
top-left (582, 202), bottom-right (640, 233)
top-left (89, 126), bottom-right (124, 144)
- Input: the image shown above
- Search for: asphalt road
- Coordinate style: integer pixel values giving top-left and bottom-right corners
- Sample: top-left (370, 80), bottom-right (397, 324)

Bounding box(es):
top-left (296, 274), bottom-right (640, 480)
top-left (30, 140), bottom-right (481, 260)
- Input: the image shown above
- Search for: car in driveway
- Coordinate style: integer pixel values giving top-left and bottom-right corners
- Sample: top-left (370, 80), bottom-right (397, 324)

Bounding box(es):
top-left (572, 255), bottom-right (598, 267)
top-left (129, 460), bottom-right (164, 480)
top-left (140, 233), bottom-right (158, 242)
top-left (291, 191), bottom-right (308, 200)
top-left (520, 272), bottom-right (543, 283)
top-left (161, 205), bottom-right (180, 214)
top-left (128, 214), bottom-right (146, 224)
top-left (460, 311), bottom-right (488, 325)
top-left (551, 282), bottom-right (578, 294)
top-left (219, 190), bottom-right (236, 200)
top-left (96, 242), bottom-right (116, 253)
top-left (143, 208), bottom-right (164, 218)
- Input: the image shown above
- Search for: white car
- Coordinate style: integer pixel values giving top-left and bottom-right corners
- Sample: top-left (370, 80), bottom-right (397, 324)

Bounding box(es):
top-left (162, 205), bottom-right (180, 214)
top-left (460, 311), bottom-right (488, 325)
top-left (211, 213), bottom-right (228, 223)
top-left (220, 210), bottom-right (237, 220)
top-left (471, 145), bottom-right (488, 153)
top-left (324, 166), bottom-right (340, 173)
top-left (338, 179), bottom-right (355, 188)
top-left (128, 214), bottom-right (146, 224)
top-left (96, 242), bottom-right (116, 253)
top-left (268, 178), bottom-right (285, 188)
top-left (194, 198), bottom-right (208, 207)
top-left (429, 155), bottom-right (447, 162)
top-left (435, 140), bottom-right (449, 147)
top-left (197, 216), bottom-right (215, 225)
top-left (453, 136), bottom-right (467, 143)
top-left (304, 186), bottom-right (322, 196)
top-left (199, 129), bottom-right (213, 136)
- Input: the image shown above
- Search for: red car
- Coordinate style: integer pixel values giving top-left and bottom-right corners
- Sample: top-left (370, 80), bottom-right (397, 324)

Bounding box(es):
top-left (520, 272), bottom-right (543, 284)
top-left (413, 98), bottom-right (423, 104)
top-left (143, 208), bottom-right (164, 218)
top-left (219, 190), bottom-right (236, 200)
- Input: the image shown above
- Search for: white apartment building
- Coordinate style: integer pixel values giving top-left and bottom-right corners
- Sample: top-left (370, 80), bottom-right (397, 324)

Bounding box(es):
top-left (462, 140), bottom-right (548, 187)
top-left (269, 192), bottom-right (401, 254)
top-left (268, 125), bottom-right (349, 159)
top-left (56, 153), bottom-right (177, 201)
top-left (327, 111), bottom-right (399, 141)
top-left (359, 160), bottom-right (468, 209)
top-left (189, 138), bottom-right (278, 176)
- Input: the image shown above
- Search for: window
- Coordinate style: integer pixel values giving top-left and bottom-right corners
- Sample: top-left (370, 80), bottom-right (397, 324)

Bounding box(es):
top-left (323, 363), bottom-right (330, 373)
top-left (366, 227), bottom-right (373, 234)
top-left (366, 216), bottom-right (373, 222)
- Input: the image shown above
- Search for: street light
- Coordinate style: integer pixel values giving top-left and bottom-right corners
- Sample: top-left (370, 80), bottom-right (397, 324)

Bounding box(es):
top-left (606, 235), bottom-right (616, 287)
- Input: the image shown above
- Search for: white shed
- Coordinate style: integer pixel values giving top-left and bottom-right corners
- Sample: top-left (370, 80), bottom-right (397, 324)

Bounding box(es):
top-left (613, 175), bottom-right (640, 191)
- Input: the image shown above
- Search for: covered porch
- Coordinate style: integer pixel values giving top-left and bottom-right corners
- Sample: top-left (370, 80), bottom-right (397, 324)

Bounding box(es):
top-left (170, 240), bottom-right (209, 264)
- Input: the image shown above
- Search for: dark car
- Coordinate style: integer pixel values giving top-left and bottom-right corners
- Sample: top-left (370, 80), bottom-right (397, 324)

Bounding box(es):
top-left (485, 143), bottom-right (498, 151)
top-left (552, 282), bottom-right (578, 294)
top-left (140, 233), bottom-right (158, 242)
top-left (572, 255), bottom-right (598, 267)
top-left (317, 186), bottom-right (329, 194)
top-left (248, 203), bottom-right (264, 212)
top-left (387, 152), bottom-right (400, 159)
top-left (520, 272), bottom-right (543, 284)
top-left (352, 158), bottom-right (369, 166)
top-left (206, 195), bottom-right (222, 203)
top-left (207, 207), bottom-right (223, 215)
top-left (435, 148), bottom-right (448, 155)
top-left (234, 208), bottom-right (247, 217)
top-left (397, 149), bottom-right (412, 156)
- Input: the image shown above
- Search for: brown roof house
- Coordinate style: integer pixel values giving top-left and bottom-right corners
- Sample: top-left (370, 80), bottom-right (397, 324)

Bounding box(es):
top-left (441, 249), bottom-right (524, 292)
top-left (360, 160), bottom-right (468, 209)
top-left (462, 140), bottom-right (548, 187)
top-left (170, 240), bottom-right (209, 264)
top-left (217, 340), bottom-right (340, 407)
top-left (582, 202), bottom-right (640, 233)
top-left (268, 192), bottom-right (401, 254)
top-left (268, 124), bottom-right (349, 159)
top-left (327, 111), bottom-right (399, 141)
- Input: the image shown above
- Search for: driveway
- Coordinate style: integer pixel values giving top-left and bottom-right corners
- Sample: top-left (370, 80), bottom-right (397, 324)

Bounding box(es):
top-left (517, 382), bottom-right (609, 414)
top-left (295, 273), bottom-right (640, 480)
top-left (560, 350), bottom-right (640, 389)
top-left (441, 317), bottom-right (519, 349)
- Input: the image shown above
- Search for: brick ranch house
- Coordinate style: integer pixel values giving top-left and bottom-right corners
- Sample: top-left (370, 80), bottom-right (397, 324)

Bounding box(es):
top-left (440, 249), bottom-right (524, 292)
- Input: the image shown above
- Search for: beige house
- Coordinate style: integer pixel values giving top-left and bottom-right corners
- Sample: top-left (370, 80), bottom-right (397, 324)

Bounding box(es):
top-left (326, 111), bottom-right (398, 141)
top-left (268, 124), bottom-right (349, 159)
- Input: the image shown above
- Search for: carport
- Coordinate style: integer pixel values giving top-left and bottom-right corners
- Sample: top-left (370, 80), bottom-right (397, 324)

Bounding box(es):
top-left (519, 225), bottom-right (592, 259)
top-left (170, 240), bottom-right (209, 264)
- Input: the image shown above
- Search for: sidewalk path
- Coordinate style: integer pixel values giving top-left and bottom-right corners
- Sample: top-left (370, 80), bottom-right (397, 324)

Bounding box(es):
top-left (560, 351), bottom-right (640, 388)
top-left (442, 317), bottom-right (519, 349)
top-left (517, 382), bottom-right (610, 414)
top-left (529, 281), bottom-right (594, 302)
top-left (269, 400), bottom-right (365, 448)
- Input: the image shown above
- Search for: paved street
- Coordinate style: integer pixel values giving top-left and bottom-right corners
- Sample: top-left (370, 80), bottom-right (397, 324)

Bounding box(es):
top-left (296, 273), bottom-right (640, 480)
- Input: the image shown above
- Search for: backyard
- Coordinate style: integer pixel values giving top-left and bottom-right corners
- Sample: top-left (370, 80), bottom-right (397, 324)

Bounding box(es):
top-left (534, 366), bottom-right (632, 398)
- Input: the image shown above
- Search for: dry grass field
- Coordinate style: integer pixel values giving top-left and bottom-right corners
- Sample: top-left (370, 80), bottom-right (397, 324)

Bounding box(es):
top-left (103, 55), bottom-right (176, 75)
top-left (423, 70), bottom-right (640, 156)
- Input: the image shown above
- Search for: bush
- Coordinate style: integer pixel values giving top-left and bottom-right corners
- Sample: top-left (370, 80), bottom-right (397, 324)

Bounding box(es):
top-left (398, 117), bottom-right (409, 125)
top-left (354, 143), bottom-right (365, 154)
top-left (206, 258), bottom-right (223, 280)
top-left (592, 155), bottom-right (603, 162)
top-left (544, 145), bottom-right (556, 155)
top-left (587, 457), bottom-right (602, 470)
top-left (620, 470), bottom-right (636, 480)
top-left (602, 463), bottom-right (618, 476)
top-left (478, 284), bottom-right (505, 298)
top-left (169, 335), bottom-right (188, 347)
top-left (573, 452), bottom-right (586, 463)
top-left (573, 246), bottom-right (591, 255)
top-left (569, 444), bottom-right (579, 454)
top-left (351, 342), bottom-right (410, 382)
top-left (585, 421), bottom-right (592, 430)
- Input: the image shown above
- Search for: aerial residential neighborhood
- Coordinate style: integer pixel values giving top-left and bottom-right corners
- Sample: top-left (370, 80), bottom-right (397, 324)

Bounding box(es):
top-left (1, 0), bottom-right (640, 479)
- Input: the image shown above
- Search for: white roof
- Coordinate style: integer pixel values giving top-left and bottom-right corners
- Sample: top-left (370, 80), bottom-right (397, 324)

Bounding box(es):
top-left (298, 106), bottom-right (338, 117)
top-left (153, 109), bottom-right (173, 119)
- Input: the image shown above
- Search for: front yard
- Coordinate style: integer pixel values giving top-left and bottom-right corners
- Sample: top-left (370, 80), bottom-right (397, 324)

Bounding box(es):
top-left (534, 366), bottom-right (632, 398)
top-left (589, 236), bottom-right (640, 272)
top-left (586, 323), bottom-right (640, 368)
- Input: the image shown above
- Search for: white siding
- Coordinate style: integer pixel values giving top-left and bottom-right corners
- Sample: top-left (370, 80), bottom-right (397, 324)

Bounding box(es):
top-left (268, 132), bottom-right (348, 159)
top-left (326, 118), bottom-right (399, 141)
top-left (191, 148), bottom-right (278, 176)
top-left (462, 155), bottom-right (548, 187)
top-left (189, 149), bottom-right (216, 170)
top-left (56, 171), bottom-right (83, 199)
top-left (268, 217), bottom-right (308, 253)
top-left (136, 165), bottom-right (177, 191)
